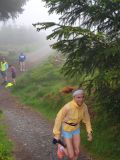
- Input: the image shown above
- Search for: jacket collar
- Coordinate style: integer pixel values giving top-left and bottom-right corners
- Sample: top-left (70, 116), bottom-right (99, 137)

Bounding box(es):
top-left (71, 100), bottom-right (84, 109)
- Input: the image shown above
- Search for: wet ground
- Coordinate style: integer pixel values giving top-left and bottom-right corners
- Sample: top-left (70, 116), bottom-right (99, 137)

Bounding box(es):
top-left (0, 53), bottom-right (93, 160)
top-left (0, 88), bottom-right (93, 160)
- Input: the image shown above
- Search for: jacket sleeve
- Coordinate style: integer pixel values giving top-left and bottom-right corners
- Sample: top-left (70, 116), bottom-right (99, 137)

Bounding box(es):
top-left (5, 63), bottom-right (9, 70)
top-left (53, 106), bottom-right (68, 139)
top-left (82, 105), bottom-right (92, 134)
top-left (24, 55), bottom-right (26, 60)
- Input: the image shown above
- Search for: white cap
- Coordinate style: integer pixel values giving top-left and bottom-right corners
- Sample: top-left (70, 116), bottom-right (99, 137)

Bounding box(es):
top-left (72, 89), bottom-right (84, 97)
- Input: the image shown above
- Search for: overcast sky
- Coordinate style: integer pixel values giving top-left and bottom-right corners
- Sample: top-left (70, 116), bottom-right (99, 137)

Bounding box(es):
top-left (12, 0), bottom-right (59, 26)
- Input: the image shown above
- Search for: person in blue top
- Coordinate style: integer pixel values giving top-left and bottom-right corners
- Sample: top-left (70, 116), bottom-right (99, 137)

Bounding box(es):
top-left (19, 53), bottom-right (26, 71)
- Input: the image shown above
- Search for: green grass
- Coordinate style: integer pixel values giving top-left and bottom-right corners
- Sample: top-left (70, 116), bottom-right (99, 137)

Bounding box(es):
top-left (12, 57), bottom-right (120, 160)
top-left (0, 111), bottom-right (14, 160)
top-left (12, 57), bottom-right (73, 119)
top-left (81, 118), bottom-right (120, 160)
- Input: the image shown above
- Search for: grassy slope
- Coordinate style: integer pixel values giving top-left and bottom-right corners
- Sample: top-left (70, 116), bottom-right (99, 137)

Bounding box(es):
top-left (0, 111), bottom-right (14, 160)
top-left (12, 57), bottom-right (120, 160)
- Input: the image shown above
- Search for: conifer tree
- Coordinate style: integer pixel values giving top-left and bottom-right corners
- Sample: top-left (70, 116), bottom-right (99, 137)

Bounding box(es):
top-left (0, 0), bottom-right (28, 21)
top-left (33, 0), bottom-right (120, 121)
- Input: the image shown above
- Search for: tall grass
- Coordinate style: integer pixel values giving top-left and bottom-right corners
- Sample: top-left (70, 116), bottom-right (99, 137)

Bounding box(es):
top-left (0, 111), bottom-right (14, 160)
top-left (12, 58), bottom-right (72, 119)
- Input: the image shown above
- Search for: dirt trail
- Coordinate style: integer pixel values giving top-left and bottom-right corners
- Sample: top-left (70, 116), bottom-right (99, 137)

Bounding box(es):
top-left (0, 89), bottom-right (53, 160)
top-left (0, 52), bottom-right (92, 160)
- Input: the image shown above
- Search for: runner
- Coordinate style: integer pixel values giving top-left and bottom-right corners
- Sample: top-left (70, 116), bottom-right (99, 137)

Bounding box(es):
top-left (0, 57), bottom-right (9, 85)
top-left (9, 65), bottom-right (16, 85)
top-left (19, 52), bottom-right (26, 71)
top-left (53, 89), bottom-right (93, 160)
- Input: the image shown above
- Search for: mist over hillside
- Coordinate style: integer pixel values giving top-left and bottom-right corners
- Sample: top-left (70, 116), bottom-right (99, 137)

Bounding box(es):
top-left (0, 25), bottom-right (56, 64)
top-left (0, 25), bottom-right (52, 53)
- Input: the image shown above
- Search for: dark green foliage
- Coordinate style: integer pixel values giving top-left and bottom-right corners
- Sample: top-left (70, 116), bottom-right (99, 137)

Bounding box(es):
top-left (33, 0), bottom-right (120, 122)
top-left (0, 0), bottom-right (29, 21)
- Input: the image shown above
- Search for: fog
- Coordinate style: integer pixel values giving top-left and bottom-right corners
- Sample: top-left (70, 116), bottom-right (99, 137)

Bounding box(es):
top-left (0, 25), bottom-right (56, 66)
top-left (0, 0), bottom-right (59, 63)
top-left (14, 0), bottom-right (59, 26)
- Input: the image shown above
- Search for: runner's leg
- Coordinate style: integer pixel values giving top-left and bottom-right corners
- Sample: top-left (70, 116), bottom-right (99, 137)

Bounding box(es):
top-left (20, 62), bottom-right (22, 71)
top-left (72, 134), bottom-right (80, 160)
top-left (22, 61), bottom-right (25, 71)
top-left (64, 138), bottom-right (75, 160)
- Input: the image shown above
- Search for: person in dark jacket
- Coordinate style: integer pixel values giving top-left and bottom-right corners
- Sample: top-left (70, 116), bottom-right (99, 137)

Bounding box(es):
top-left (9, 65), bottom-right (16, 85)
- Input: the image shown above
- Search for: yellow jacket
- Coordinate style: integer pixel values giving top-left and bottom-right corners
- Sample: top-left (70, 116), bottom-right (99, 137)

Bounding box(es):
top-left (1, 61), bottom-right (8, 71)
top-left (53, 100), bottom-right (92, 139)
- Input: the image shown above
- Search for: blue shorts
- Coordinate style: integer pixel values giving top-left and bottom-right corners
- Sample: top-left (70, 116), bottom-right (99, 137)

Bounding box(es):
top-left (62, 128), bottom-right (80, 139)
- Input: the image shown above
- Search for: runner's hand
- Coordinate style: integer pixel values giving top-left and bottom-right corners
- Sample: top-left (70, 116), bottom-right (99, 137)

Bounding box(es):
top-left (52, 138), bottom-right (66, 147)
top-left (87, 133), bottom-right (93, 141)
top-left (52, 138), bottom-right (59, 144)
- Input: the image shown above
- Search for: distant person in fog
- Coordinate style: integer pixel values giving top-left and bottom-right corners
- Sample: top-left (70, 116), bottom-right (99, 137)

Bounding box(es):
top-left (19, 52), bottom-right (26, 71)
top-left (9, 65), bottom-right (16, 85)
top-left (0, 57), bottom-right (9, 85)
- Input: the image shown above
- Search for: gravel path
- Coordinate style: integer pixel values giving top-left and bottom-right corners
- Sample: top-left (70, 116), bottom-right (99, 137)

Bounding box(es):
top-left (0, 89), bottom-right (53, 160)
top-left (0, 52), bottom-right (92, 160)
top-left (0, 88), bottom-right (92, 160)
